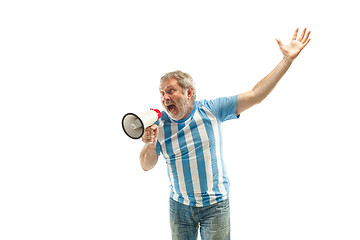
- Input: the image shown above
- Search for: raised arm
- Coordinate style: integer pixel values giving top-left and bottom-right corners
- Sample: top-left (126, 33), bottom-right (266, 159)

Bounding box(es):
top-left (236, 28), bottom-right (311, 115)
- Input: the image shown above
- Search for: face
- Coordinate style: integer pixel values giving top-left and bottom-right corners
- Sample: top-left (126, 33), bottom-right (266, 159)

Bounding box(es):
top-left (159, 78), bottom-right (194, 120)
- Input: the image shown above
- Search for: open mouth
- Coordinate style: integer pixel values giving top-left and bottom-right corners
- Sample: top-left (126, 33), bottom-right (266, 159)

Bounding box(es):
top-left (167, 104), bottom-right (176, 113)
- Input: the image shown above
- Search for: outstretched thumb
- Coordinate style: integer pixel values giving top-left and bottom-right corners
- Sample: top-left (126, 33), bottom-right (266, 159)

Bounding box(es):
top-left (275, 38), bottom-right (283, 48)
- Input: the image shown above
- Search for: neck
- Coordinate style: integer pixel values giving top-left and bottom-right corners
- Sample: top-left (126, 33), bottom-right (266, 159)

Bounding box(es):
top-left (179, 101), bottom-right (194, 120)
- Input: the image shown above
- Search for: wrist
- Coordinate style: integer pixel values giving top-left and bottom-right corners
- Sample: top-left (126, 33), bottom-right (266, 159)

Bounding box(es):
top-left (146, 140), bottom-right (157, 147)
top-left (282, 56), bottom-right (293, 68)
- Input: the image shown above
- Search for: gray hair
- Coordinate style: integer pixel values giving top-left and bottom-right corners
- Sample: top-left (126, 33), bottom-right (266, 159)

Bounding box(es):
top-left (160, 70), bottom-right (197, 101)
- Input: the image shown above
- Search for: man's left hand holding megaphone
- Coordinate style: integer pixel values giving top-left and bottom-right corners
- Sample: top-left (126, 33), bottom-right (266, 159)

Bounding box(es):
top-left (141, 125), bottom-right (159, 144)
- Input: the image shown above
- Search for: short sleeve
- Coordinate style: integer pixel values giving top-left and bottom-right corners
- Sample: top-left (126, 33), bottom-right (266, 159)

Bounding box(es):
top-left (203, 95), bottom-right (240, 122)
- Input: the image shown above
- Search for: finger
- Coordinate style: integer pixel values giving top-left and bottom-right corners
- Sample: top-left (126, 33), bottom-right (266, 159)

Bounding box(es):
top-left (275, 38), bottom-right (283, 48)
top-left (301, 30), bottom-right (311, 44)
top-left (143, 126), bottom-right (158, 142)
top-left (301, 38), bottom-right (311, 50)
top-left (144, 125), bottom-right (156, 135)
top-left (292, 28), bottom-right (299, 41)
top-left (149, 125), bottom-right (158, 130)
top-left (142, 134), bottom-right (155, 143)
top-left (298, 28), bottom-right (307, 42)
top-left (145, 131), bottom-right (153, 138)
top-left (147, 134), bottom-right (156, 143)
top-left (143, 129), bottom-right (151, 137)
top-left (144, 129), bottom-right (153, 137)
top-left (149, 124), bottom-right (159, 136)
top-left (142, 134), bottom-right (150, 142)
top-left (142, 135), bottom-right (151, 143)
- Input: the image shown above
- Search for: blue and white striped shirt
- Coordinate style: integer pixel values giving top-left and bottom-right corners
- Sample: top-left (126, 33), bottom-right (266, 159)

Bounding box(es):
top-left (155, 95), bottom-right (239, 207)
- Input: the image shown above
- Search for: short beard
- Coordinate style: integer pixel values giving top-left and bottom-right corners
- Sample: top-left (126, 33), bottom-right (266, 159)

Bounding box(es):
top-left (169, 95), bottom-right (190, 120)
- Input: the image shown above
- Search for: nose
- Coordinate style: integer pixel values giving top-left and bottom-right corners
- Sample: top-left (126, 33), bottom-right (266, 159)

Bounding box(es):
top-left (162, 92), bottom-right (171, 102)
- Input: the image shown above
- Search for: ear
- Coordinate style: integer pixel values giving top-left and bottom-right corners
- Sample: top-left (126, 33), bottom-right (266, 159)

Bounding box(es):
top-left (187, 88), bottom-right (193, 100)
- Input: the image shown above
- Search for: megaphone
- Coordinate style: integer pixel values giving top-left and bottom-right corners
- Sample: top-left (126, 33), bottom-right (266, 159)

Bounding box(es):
top-left (122, 108), bottom-right (161, 139)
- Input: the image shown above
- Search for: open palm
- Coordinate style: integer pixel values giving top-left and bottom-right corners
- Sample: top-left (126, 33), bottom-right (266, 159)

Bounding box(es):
top-left (276, 28), bottom-right (311, 63)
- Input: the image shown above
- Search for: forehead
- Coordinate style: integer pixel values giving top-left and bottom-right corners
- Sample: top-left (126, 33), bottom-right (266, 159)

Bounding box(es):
top-left (159, 78), bottom-right (181, 91)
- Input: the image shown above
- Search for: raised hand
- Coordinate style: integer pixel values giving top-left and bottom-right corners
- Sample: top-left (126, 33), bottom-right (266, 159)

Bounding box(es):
top-left (276, 28), bottom-right (311, 65)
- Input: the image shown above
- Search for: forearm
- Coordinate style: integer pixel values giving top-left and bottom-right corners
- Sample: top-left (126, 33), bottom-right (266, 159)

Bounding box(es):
top-left (139, 143), bottom-right (158, 171)
top-left (252, 58), bottom-right (292, 104)
top-left (236, 28), bottom-right (310, 115)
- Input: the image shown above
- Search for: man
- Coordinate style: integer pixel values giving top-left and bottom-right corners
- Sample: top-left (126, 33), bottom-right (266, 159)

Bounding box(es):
top-left (140, 28), bottom-right (311, 240)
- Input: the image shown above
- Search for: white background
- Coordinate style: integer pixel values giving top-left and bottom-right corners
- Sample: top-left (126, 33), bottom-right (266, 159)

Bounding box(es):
top-left (1, 0), bottom-right (359, 239)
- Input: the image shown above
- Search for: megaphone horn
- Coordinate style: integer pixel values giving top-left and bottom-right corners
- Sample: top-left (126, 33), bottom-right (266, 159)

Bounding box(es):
top-left (122, 108), bottom-right (161, 139)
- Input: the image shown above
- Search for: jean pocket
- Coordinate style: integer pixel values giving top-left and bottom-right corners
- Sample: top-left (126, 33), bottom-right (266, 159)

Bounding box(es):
top-left (215, 199), bottom-right (230, 212)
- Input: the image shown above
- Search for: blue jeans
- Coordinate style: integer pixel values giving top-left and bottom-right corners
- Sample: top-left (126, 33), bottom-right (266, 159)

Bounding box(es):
top-left (169, 198), bottom-right (230, 240)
